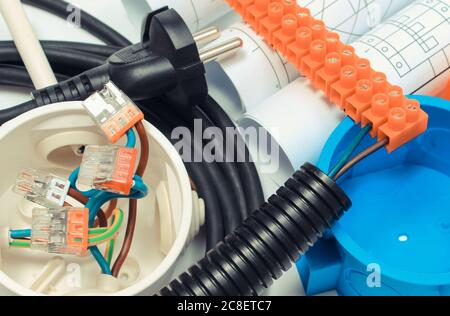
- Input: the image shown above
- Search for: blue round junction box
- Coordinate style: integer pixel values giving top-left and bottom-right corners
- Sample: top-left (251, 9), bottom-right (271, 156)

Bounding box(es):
top-left (297, 96), bottom-right (450, 296)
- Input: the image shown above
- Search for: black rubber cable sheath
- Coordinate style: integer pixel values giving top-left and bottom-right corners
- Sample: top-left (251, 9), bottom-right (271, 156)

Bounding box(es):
top-left (143, 98), bottom-right (242, 235)
top-left (0, 46), bottom-right (105, 70)
top-left (0, 99), bottom-right (37, 123)
top-left (21, 0), bottom-right (131, 47)
top-left (194, 107), bottom-right (248, 227)
top-left (140, 105), bottom-right (225, 248)
top-left (0, 64), bottom-right (68, 88)
top-left (0, 65), bottom-right (36, 88)
top-left (0, 41), bottom-right (120, 57)
top-left (200, 97), bottom-right (265, 214)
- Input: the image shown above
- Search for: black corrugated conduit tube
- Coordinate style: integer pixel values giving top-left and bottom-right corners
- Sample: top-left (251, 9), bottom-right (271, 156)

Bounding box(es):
top-left (158, 163), bottom-right (352, 296)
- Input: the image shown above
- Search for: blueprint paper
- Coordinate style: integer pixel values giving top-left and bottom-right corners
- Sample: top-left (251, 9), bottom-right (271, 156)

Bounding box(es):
top-left (212, 22), bottom-right (299, 117)
top-left (299, 0), bottom-right (416, 43)
top-left (239, 77), bottom-right (345, 194)
top-left (353, 0), bottom-right (450, 95)
top-left (122, 0), bottom-right (233, 32)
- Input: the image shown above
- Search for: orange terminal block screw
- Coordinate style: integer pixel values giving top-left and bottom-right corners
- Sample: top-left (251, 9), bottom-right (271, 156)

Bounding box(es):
top-left (340, 45), bottom-right (356, 66)
top-left (273, 13), bottom-right (298, 55)
top-left (379, 99), bottom-right (428, 153)
top-left (311, 19), bottom-right (326, 40)
top-left (300, 39), bottom-right (327, 80)
top-left (259, 1), bottom-right (285, 45)
top-left (314, 52), bottom-right (342, 96)
top-left (362, 93), bottom-right (390, 137)
top-left (286, 26), bottom-right (312, 68)
top-left (387, 85), bottom-right (405, 108)
top-left (355, 58), bottom-right (371, 80)
top-left (245, 0), bottom-right (271, 30)
top-left (325, 32), bottom-right (341, 53)
top-left (345, 79), bottom-right (374, 123)
top-left (387, 107), bottom-right (407, 132)
top-left (371, 72), bottom-right (388, 94)
top-left (330, 65), bottom-right (357, 108)
top-left (296, 7), bottom-right (312, 27)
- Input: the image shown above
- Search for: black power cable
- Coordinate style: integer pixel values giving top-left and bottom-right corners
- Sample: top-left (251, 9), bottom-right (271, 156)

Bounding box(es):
top-left (139, 97), bottom-right (244, 237)
top-left (200, 97), bottom-right (265, 213)
top-left (0, 5), bottom-right (264, 248)
top-left (139, 105), bottom-right (225, 249)
top-left (0, 45), bottom-right (106, 70)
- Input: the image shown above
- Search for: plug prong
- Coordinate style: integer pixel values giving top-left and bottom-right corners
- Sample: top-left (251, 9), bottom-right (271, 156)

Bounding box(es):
top-left (199, 37), bottom-right (243, 63)
top-left (193, 26), bottom-right (221, 47)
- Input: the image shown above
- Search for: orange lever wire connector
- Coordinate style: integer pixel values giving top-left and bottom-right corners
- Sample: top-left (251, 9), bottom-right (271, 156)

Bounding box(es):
top-left (226, 0), bottom-right (428, 152)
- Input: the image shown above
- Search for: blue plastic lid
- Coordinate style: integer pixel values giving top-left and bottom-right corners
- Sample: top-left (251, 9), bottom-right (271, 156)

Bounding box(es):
top-left (318, 95), bottom-right (450, 286)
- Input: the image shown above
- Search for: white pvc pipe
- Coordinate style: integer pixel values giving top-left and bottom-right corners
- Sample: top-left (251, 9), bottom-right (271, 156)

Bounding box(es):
top-left (0, 0), bottom-right (57, 89)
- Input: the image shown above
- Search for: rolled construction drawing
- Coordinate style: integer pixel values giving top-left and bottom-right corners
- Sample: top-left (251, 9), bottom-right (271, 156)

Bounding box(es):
top-left (207, 0), bottom-right (416, 119)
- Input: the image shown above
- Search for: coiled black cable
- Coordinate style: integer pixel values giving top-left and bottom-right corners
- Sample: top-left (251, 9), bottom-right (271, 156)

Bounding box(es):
top-left (140, 106), bottom-right (225, 248)
top-left (5, 41), bottom-right (120, 57)
top-left (194, 107), bottom-right (249, 223)
top-left (200, 97), bottom-right (264, 213)
top-left (158, 163), bottom-right (351, 296)
top-left (140, 98), bottom-right (248, 239)
top-left (0, 5), bottom-right (264, 248)
top-left (0, 46), bottom-right (106, 71)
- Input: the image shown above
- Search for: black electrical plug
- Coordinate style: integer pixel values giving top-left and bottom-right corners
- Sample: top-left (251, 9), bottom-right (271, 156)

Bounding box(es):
top-left (30, 7), bottom-right (242, 115)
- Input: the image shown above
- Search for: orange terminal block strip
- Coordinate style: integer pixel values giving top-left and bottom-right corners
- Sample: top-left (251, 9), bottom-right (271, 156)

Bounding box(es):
top-left (226, 0), bottom-right (428, 153)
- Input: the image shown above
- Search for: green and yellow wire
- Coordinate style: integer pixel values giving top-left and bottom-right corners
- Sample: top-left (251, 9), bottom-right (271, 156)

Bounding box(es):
top-left (9, 239), bottom-right (31, 248)
top-left (88, 208), bottom-right (123, 246)
top-left (9, 208), bottom-right (124, 250)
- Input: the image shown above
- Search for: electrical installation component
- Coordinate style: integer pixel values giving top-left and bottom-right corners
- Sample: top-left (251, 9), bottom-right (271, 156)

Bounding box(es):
top-left (204, 0), bottom-right (414, 121)
top-left (30, 207), bottom-right (89, 256)
top-left (299, 95), bottom-right (450, 296)
top-left (0, 3), bottom-right (264, 256)
top-left (158, 163), bottom-right (352, 296)
top-left (10, 206), bottom-right (126, 257)
top-left (0, 7), bottom-right (243, 124)
top-left (5, 74), bottom-right (149, 281)
top-left (82, 81), bottom-right (144, 143)
top-left (0, 102), bottom-right (196, 296)
top-left (225, 0), bottom-right (429, 153)
top-left (13, 169), bottom-right (70, 208)
top-left (77, 145), bottom-right (138, 195)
